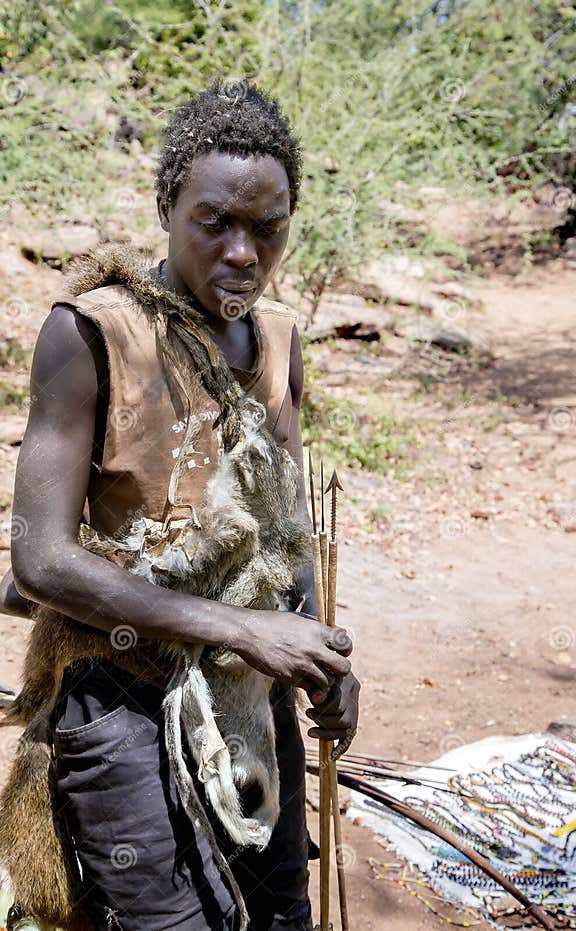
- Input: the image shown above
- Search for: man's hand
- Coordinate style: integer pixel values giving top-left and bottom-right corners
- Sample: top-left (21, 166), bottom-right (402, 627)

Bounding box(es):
top-left (305, 670), bottom-right (360, 760)
top-left (233, 610), bottom-right (352, 696)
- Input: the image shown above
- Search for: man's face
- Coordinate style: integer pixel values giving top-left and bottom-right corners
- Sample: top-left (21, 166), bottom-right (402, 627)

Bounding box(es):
top-left (157, 151), bottom-right (291, 323)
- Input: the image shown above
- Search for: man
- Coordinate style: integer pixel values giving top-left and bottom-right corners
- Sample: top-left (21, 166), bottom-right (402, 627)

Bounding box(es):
top-left (3, 82), bottom-right (359, 930)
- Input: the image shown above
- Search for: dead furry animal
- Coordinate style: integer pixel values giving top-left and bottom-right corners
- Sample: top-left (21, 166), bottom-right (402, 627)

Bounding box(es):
top-left (0, 398), bottom-right (309, 931)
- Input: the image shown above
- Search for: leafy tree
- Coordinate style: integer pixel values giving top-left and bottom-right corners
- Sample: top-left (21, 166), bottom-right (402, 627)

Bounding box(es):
top-left (1, 0), bottom-right (576, 303)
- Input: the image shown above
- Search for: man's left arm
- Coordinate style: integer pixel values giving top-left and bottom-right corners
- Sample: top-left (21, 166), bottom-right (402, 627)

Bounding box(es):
top-left (283, 323), bottom-right (360, 759)
top-left (282, 322), bottom-right (317, 616)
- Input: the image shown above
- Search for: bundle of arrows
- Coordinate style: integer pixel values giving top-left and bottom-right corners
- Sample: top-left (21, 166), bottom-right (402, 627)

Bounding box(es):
top-left (304, 456), bottom-right (554, 931)
top-left (307, 449), bottom-right (348, 931)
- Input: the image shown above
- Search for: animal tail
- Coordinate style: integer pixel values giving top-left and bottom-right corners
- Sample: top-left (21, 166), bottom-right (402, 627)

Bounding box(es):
top-left (0, 713), bottom-right (96, 931)
top-left (163, 655), bottom-right (250, 931)
top-left (179, 655), bottom-right (273, 850)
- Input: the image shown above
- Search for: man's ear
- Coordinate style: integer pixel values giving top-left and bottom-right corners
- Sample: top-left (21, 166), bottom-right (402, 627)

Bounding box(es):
top-left (157, 194), bottom-right (171, 232)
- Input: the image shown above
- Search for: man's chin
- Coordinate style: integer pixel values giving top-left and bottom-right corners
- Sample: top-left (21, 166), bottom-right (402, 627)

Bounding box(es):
top-left (210, 285), bottom-right (264, 320)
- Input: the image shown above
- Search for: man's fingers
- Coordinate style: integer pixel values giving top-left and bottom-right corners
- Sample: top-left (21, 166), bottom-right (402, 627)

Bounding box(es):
top-left (307, 725), bottom-right (352, 741)
top-left (308, 688), bottom-right (329, 705)
top-left (305, 710), bottom-right (347, 728)
top-left (302, 665), bottom-right (334, 695)
top-left (320, 652), bottom-right (351, 678)
top-left (306, 682), bottom-right (342, 714)
top-left (326, 626), bottom-right (353, 657)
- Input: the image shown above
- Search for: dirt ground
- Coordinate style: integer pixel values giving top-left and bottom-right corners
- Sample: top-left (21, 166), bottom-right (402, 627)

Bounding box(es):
top-left (1, 229), bottom-right (576, 928)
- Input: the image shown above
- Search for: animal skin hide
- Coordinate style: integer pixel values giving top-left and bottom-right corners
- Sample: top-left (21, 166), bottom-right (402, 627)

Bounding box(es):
top-left (0, 397), bottom-right (310, 931)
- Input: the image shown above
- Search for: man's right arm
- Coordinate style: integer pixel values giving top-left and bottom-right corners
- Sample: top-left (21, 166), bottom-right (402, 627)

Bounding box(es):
top-left (11, 305), bottom-right (351, 694)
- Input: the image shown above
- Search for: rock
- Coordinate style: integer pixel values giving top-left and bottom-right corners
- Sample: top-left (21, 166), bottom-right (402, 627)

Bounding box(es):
top-left (20, 224), bottom-right (100, 262)
top-left (0, 247), bottom-right (34, 278)
top-left (349, 261), bottom-right (444, 315)
top-left (372, 254), bottom-right (430, 279)
top-left (547, 717), bottom-right (576, 743)
top-left (305, 292), bottom-right (392, 341)
top-left (430, 280), bottom-right (482, 309)
top-left (392, 315), bottom-right (487, 352)
top-left (562, 237), bottom-right (576, 264)
top-left (323, 372), bottom-right (350, 386)
top-left (0, 415), bottom-right (26, 446)
top-left (323, 155), bottom-right (340, 173)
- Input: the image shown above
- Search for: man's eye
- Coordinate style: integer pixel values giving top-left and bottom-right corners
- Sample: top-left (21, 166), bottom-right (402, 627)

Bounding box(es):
top-left (201, 220), bottom-right (225, 232)
top-left (255, 225), bottom-right (281, 238)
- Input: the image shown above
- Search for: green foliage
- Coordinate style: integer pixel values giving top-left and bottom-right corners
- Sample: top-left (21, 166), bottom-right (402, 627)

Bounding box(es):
top-left (302, 388), bottom-right (419, 474)
top-left (0, 338), bottom-right (28, 369)
top-left (300, 341), bottom-right (418, 473)
top-left (1, 0), bottom-right (576, 301)
top-left (0, 380), bottom-right (28, 411)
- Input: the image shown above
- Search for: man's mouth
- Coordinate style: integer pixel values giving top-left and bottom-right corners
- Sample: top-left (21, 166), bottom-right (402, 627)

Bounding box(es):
top-left (214, 281), bottom-right (258, 294)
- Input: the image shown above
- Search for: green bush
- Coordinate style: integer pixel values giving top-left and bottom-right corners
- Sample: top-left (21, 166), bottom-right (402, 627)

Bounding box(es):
top-left (1, 0), bottom-right (576, 304)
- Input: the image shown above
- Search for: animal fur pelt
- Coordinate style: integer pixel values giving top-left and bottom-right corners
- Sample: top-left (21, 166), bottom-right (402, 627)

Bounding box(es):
top-left (0, 244), bottom-right (311, 931)
top-left (58, 241), bottom-right (247, 452)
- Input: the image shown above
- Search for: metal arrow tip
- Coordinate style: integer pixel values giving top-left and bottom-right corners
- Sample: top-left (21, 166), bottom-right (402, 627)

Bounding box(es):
top-left (325, 469), bottom-right (344, 493)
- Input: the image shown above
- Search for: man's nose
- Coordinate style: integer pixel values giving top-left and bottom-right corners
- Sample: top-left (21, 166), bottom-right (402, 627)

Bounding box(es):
top-left (223, 230), bottom-right (257, 267)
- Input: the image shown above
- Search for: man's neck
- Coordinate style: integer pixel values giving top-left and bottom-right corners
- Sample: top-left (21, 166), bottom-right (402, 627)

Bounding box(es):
top-left (159, 257), bottom-right (233, 337)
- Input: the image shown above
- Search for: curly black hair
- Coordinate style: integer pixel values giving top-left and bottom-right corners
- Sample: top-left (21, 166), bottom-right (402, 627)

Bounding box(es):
top-left (155, 80), bottom-right (303, 213)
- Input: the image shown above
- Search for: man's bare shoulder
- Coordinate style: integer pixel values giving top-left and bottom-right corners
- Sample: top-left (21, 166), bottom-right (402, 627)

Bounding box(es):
top-left (31, 304), bottom-right (104, 407)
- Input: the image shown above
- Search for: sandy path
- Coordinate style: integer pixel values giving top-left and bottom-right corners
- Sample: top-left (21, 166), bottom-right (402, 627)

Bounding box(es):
top-left (2, 261), bottom-right (576, 929)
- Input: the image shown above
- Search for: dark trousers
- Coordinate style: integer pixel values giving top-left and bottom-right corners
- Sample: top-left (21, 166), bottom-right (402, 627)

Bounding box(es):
top-left (52, 658), bottom-right (313, 931)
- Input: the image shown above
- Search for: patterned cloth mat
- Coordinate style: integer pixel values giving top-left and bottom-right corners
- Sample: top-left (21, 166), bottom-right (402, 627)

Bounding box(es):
top-left (348, 734), bottom-right (576, 928)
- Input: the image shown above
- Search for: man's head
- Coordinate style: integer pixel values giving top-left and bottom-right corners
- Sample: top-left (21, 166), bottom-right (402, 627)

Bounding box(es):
top-left (155, 81), bottom-right (303, 323)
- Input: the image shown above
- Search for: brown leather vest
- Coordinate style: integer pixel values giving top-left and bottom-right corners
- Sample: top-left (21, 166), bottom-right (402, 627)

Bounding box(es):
top-left (51, 271), bottom-right (298, 536)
